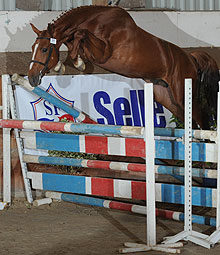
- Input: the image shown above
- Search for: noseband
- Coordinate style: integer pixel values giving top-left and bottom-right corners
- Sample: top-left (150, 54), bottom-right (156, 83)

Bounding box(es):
top-left (30, 36), bottom-right (59, 75)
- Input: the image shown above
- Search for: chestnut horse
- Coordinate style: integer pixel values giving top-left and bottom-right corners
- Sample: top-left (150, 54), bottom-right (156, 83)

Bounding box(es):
top-left (28, 5), bottom-right (219, 129)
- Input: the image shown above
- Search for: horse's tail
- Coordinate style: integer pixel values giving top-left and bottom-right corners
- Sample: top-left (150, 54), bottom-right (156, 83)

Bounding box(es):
top-left (191, 51), bottom-right (220, 121)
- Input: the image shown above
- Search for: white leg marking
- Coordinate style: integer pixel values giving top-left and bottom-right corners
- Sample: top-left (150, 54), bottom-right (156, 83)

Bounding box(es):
top-left (29, 43), bottom-right (39, 70)
top-left (54, 60), bottom-right (62, 72)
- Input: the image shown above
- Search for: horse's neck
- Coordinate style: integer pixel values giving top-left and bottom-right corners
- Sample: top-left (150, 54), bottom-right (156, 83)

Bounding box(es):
top-left (52, 9), bottom-right (89, 42)
top-left (53, 21), bottom-right (76, 42)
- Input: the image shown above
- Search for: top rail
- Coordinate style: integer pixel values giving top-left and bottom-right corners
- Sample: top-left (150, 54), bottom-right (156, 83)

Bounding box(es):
top-left (0, 119), bottom-right (144, 137)
top-left (0, 118), bottom-right (217, 141)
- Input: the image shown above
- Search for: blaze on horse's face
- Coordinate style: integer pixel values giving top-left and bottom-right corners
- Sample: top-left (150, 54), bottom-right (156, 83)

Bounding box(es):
top-left (28, 23), bottom-right (59, 87)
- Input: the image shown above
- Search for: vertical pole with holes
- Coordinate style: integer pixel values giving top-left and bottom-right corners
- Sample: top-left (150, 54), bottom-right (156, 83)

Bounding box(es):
top-left (144, 82), bottom-right (156, 246)
top-left (184, 79), bottom-right (192, 234)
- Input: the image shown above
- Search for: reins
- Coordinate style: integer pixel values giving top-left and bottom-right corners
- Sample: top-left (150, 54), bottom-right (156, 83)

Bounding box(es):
top-left (30, 36), bottom-right (59, 75)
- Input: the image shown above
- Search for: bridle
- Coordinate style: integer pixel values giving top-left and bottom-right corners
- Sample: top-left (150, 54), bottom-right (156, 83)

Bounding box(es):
top-left (30, 36), bottom-right (59, 76)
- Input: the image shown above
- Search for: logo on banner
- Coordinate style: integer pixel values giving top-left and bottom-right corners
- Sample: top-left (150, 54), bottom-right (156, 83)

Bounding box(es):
top-left (30, 83), bottom-right (75, 122)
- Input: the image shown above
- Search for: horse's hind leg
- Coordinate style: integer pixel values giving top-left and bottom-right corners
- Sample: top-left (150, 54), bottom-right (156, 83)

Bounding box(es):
top-left (152, 84), bottom-right (199, 129)
top-left (153, 85), bottom-right (184, 123)
top-left (192, 98), bottom-right (210, 130)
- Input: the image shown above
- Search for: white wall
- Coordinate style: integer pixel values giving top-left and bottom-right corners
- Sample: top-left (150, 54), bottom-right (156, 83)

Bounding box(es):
top-left (0, 10), bottom-right (219, 53)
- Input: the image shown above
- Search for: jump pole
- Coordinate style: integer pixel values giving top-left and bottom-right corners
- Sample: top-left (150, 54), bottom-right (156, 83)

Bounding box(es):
top-left (1, 117), bottom-right (217, 141)
top-left (0, 119), bottom-right (143, 137)
top-left (46, 191), bottom-right (216, 227)
top-left (23, 154), bottom-right (218, 179)
top-left (11, 73), bottom-right (96, 124)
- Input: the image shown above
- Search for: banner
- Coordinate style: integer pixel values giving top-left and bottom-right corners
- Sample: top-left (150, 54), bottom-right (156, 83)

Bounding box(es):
top-left (14, 74), bottom-right (175, 128)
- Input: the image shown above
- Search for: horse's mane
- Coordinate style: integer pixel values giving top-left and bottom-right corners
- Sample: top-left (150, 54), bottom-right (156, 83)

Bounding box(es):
top-left (49, 5), bottom-right (118, 28)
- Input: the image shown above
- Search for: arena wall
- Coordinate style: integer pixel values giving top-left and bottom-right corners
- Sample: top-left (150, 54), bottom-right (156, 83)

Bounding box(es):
top-left (0, 10), bottom-right (220, 75)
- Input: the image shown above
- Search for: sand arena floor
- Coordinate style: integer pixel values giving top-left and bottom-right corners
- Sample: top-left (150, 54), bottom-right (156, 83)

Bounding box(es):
top-left (1, 199), bottom-right (220, 255)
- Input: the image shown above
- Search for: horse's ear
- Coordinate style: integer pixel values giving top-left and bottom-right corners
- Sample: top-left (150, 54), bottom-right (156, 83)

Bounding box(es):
top-left (47, 23), bottom-right (54, 36)
top-left (30, 23), bottom-right (41, 36)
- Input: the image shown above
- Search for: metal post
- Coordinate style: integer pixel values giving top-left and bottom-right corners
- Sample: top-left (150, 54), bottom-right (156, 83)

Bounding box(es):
top-left (152, 0), bottom-right (157, 8)
top-left (189, 0), bottom-right (196, 10)
top-left (9, 0), bottom-right (15, 10)
top-left (44, 0), bottom-right (49, 10)
top-left (184, 79), bottom-right (192, 234)
top-left (2, 75), bottom-right (11, 204)
top-left (217, 82), bottom-right (220, 228)
top-left (200, 0), bottom-right (205, 10)
top-left (167, 0), bottom-right (176, 9)
top-left (180, 0), bottom-right (186, 10)
top-left (77, 0), bottom-right (84, 7)
top-left (144, 83), bottom-right (156, 246)
top-left (54, 0), bottom-right (62, 10)
top-left (0, 0), bottom-right (4, 10)
top-left (160, 0), bottom-right (167, 8)
top-left (209, 0), bottom-right (215, 10)
top-left (66, 0), bottom-right (72, 10)
top-left (218, 0), bottom-right (220, 10)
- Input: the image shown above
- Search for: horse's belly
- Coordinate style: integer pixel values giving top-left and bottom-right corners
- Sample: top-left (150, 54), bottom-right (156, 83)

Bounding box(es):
top-left (99, 57), bottom-right (162, 79)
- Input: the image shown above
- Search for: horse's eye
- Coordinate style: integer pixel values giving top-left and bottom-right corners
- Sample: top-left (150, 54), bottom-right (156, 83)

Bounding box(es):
top-left (42, 48), bottom-right (48, 53)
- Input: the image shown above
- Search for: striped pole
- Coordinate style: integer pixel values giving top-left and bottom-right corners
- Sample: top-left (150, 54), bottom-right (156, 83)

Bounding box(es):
top-left (0, 119), bottom-right (144, 136)
top-left (11, 73), bottom-right (96, 124)
top-left (23, 154), bottom-right (217, 179)
top-left (46, 191), bottom-right (216, 227)
top-left (2, 117), bottom-right (217, 140)
top-left (23, 154), bottom-right (146, 172)
top-left (154, 128), bottom-right (217, 142)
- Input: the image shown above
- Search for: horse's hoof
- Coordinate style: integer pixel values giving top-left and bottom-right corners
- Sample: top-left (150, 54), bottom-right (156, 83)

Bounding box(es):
top-left (73, 55), bottom-right (86, 72)
top-left (77, 63), bottom-right (86, 72)
top-left (74, 62), bottom-right (86, 72)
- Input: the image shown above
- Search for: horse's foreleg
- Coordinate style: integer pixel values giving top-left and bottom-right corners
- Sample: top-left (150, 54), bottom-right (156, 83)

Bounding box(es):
top-left (54, 60), bottom-right (66, 74)
top-left (65, 31), bottom-right (87, 71)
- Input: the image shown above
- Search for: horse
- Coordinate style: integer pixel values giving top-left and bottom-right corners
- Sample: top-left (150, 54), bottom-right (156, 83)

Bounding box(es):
top-left (28, 5), bottom-right (220, 129)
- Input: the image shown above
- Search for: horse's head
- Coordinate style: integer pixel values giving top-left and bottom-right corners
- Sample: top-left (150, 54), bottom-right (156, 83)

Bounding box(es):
top-left (28, 23), bottom-right (60, 87)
